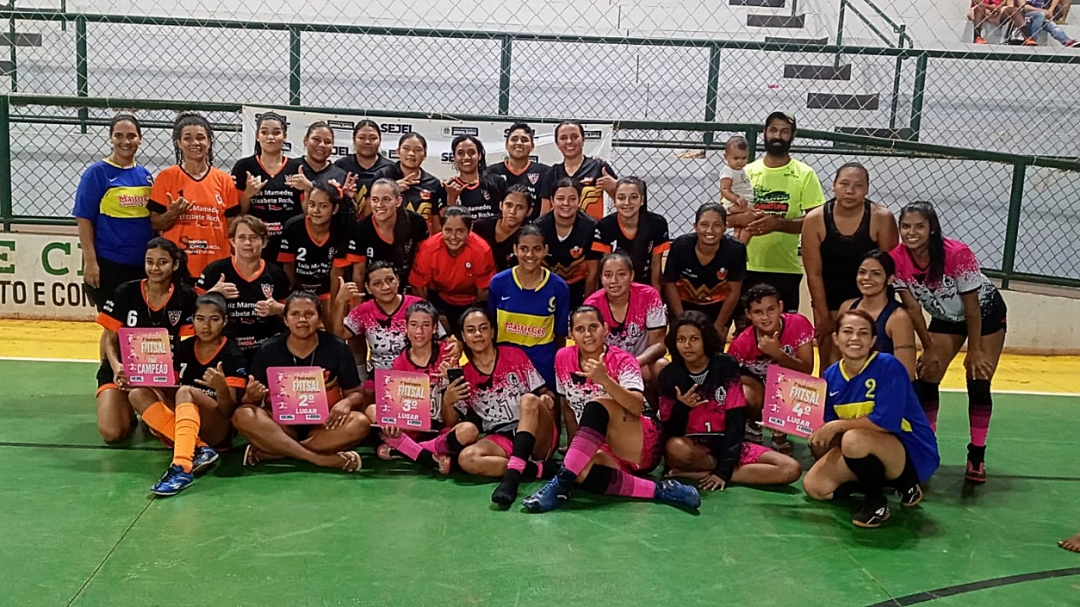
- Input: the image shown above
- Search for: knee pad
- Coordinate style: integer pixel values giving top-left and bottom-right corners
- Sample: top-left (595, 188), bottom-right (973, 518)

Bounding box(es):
top-left (966, 378), bottom-right (991, 402)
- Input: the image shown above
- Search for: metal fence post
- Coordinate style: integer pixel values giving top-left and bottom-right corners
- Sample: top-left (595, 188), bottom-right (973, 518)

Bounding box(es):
top-left (702, 44), bottom-right (721, 149)
top-left (745, 127), bottom-right (758, 161)
top-left (498, 35), bottom-right (512, 116)
top-left (0, 96), bottom-right (11, 231)
top-left (1000, 162), bottom-right (1026, 290)
top-left (76, 15), bottom-right (88, 133)
top-left (888, 25), bottom-right (906, 129)
top-left (289, 26), bottom-right (301, 106)
top-left (909, 53), bottom-right (927, 141)
top-left (834, 0), bottom-right (846, 69)
top-left (7, 13), bottom-right (16, 92)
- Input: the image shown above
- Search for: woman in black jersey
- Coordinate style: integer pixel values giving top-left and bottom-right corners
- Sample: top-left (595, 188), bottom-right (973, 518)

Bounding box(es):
top-left (473, 184), bottom-right (530, 272)
top-left (551, 121), bottom-right (618, 221)
top-left (591, 176), bottom-right (670, 289)
top-left (284, 122), bottom-right (351, 211)
top-left (233, 292), bottom-right (370, 472)
top-left (445, 135), bottom-right (505, 222)
top-left (278, 179), bottom-right (351, 315)
top-left (484, 122), bottom-right (552, 219)
top-left (802, 162), bottom-right (899, 370)
top-left (95, 237), bottom-right (196, 443)
top-left (840, 250), bottom-right (917, 379)
top-left (663, 203), bottom-right (747, 336)
top-left (347, 178), bottom-right (428, 288)
top-left (536, 178), bottom-right (600, 308)
top-left (231, 112), bottom-right (304, 263)
top-left (333, 119), bottom-right (394, 221)
top-left (196, 215), bottom-right (291, 362)
top-left (127, 292), bottom-right (249, 495)
top-left (373, 132), bottom-right (446, 234)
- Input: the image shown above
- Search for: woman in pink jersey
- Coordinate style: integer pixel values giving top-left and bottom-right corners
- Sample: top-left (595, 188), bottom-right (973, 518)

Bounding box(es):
top-left (891, 201), bottom-right (1006, 484)
top-left (371, 300), bottom-right (478, 474)
top-left (661, 311), bottom-right (802, 491)
top-left (584, 251), bottom-right (668, 401)
top-left (451, 307), bottom-right (560, 508)
top-left (522, 306), bottom-right (701, 513)
top-left (728, 283), bottom-right (815, 455)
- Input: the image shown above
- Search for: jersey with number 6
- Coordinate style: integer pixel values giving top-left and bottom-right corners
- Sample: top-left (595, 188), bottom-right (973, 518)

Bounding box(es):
top-left (97, 279), bottom-right (196, 350)
top-left (174, 337), bottom-right (248, 399)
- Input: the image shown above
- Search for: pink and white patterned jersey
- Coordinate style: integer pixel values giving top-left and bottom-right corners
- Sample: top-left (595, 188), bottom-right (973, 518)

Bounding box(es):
top-left (461, 345), bottom-right (546, 433)
top-left (584, 282), bottom-right (668, 357)
top-left (344, 295), bottom-right (442, 371)
top-left (890, 238), bottom-right (997, 323)
top-left (555, 345), bottom-right (646, 422)
top-left (727, 313), bottom-right (814, 380)
top-left (391, 340), bottom-right (453, 423)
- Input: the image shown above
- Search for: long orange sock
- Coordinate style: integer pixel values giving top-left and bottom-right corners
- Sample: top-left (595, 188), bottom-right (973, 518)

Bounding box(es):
top-left (172, 402), bottom-right (201, 473)
top-left (141, 402), bottom-right (175, 442)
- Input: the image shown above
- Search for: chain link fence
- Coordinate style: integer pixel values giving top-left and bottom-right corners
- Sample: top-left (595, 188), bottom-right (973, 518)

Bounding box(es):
top-left (5, 100), bottom-right (1078, 284)
top-left (4, 0), bottom-right (1080, 155)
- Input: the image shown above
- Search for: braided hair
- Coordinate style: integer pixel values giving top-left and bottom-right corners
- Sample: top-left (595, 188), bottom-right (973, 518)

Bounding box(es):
top-left (172, 112), bottom-right (214, 167)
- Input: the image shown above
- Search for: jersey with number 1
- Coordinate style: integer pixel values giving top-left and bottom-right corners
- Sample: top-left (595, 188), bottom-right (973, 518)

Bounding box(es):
top-left (658, 353), bottom-right (744, 435)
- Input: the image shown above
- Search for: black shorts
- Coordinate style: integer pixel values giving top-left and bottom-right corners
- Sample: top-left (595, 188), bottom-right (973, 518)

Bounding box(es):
top-left (85, 257), bottom-right (146, 311)
top-left (96, 359), bottom-right (115, 392)
top-left (681, 300), bottom-right (725, 325)
top-left (927, 290), bottom-right (1007, 337)
top-left (567, 280), bottom-right (587, 310)
top-left (428, 291), bottom-right (475, 336)
top-left (742, 271), bottom-right (802, 313)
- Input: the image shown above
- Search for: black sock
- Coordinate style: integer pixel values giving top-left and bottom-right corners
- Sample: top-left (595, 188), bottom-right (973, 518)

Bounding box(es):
top-left (974, 26), bottom-right (982, 39)
top-left (578, 400), bottom-right (610, 435)
top-left (893, 457), bottom-right (920, 491)
top-left (536, 460), bottom-right (559, 479)
top-left (492, 431), bottom-right (537, 506)
top-left (446, 430), bottom-right (465, 455)
top-left (832, 480), bottom-right (864, 500)
top-left (523, 460), bottom-right (539, 479)
top-left (967, 443), bottom-right (986, 466)
top-left (416, 450), bottom-right (438, 469)
top-left (1021, 24), bottom-right (1034, 38)
top-left (844, 454), bottom-right (886, 498)
top-left (580, 465), bottom-right (616, 494)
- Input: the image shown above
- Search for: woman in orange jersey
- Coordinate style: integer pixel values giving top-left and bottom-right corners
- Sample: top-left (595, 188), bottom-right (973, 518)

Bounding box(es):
top-left (148, 113), bottom-right (240, 278)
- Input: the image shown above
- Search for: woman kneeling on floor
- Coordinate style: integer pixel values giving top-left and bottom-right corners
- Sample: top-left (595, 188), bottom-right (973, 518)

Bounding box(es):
top-left (804, 310), bottom-right (939, 528)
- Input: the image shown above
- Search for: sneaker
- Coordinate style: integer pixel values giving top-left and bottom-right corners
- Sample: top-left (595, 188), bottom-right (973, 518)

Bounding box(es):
top-left (151, 464), bottom-right (193, 497)
top-left (1065, 39), bottom-right (1080, 47)
top-left (654, 479), bottom-right (702, 510)
top-left (376, 443), bottom-right (404, 461)
top-left (435, 453), bottom-right (452, 476)
top-left (897, 483), bottom-right (924, 507)
top-left (745, 422), bottom-right (763, 445)
top-left (1023, 37), bottom-right (1038, 46)
top-left (965, 460), bottom-right (987, 484)
top-left (191, 446), bottom-right (219, 475)
top-left (522, 475), bottom-right (573, 513)
top-left (974, 36), bottom-right (987, 44)
top-left (852, 496), bottom-right (891, 528)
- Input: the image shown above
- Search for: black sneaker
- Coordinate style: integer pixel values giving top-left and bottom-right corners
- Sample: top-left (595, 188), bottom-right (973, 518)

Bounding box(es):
top-left (852, 496), bottom-right (891, 528)
top-left (897, 483), bottom-right (924, 507)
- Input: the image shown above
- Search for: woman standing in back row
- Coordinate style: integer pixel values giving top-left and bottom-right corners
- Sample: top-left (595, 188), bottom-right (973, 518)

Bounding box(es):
top-left (550, 121), bottom-right (618, 220)
top-left (333, 119), bottom-right (394, 221)
top-left (373, 133), bottom-right (446, 234)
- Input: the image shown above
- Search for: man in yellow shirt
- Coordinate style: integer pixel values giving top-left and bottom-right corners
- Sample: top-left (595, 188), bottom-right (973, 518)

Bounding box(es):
top-left (728, 111), bottom-right (825, 316)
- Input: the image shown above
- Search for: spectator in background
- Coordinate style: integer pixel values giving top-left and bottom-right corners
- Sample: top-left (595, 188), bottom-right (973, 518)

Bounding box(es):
top-left (1023, 0), bottom-right (1079, 46)
top-left (74, 113), bottom-right (155, 312)
top-left (968, 0), bottom-right (1033, 44)
top-left (728, 112), bottom-right (825, 318)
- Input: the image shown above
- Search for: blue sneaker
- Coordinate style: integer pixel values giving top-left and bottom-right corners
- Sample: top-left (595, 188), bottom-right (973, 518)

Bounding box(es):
top-left (654, 479), bottom-right (701, 510)
top-left (522, 476), bottom-right (572, 513)
top-left (151, 464), bottom-right (193, 497)
top-left (191, 446), bottom-right (219, 475)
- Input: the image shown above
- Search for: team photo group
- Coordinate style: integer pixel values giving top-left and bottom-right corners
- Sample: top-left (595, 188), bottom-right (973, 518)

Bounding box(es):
top-left (77, 107), bottom-right (1009, 531)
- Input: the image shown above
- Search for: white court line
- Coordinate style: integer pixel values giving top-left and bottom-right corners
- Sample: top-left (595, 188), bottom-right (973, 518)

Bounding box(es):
top-left (1, 355), bottom-right (1077, 397)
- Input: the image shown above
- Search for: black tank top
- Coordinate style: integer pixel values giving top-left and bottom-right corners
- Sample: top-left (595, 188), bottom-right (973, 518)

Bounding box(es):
top-left (820, 199), bottom-right (876, 310)
top-left (848, 297), bottom-right (900, 354)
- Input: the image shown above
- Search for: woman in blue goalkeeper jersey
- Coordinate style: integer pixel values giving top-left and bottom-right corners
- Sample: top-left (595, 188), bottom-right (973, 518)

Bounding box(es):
top-left (804, 309), bottom-right (939, 529)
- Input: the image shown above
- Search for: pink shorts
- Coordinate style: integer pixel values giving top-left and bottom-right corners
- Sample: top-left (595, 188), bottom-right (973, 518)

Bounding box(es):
top-left (690, 438), bottom-right (772, 467)
top-left (485, 421), bottom-right (560, 461)
top-left (599, 415), bottom-right (663, 474)
top-left (362, 379), bottom-right (375, 393)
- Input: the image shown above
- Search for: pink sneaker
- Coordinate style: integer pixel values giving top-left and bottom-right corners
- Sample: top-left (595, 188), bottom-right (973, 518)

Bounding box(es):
top-left (965, 460), bottom-right (987, 484)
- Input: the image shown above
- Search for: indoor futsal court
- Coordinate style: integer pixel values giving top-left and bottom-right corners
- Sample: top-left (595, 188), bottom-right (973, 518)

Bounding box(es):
top-left (2, 321), bottom-right (1078, 607)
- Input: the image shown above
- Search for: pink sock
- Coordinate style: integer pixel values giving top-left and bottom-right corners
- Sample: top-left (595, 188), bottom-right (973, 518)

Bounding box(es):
top-left (418, 433), bottom-right (450, 456)
top-left (563, 427), bottom-right (605, 475)
top-left (969, 416), bottom-right (990, 447)
top-left (384, 434), bottom-right (424, 461)
top-left (507, 456), bottom-right (526, 473)
top-left (605, 469), bottom-right (657, 499)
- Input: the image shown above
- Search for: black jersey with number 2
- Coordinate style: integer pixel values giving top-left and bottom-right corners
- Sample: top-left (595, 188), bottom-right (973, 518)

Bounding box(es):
top-left (195, 258), bottom-right (292, 353)
top-left (277, 216), bottom-right (350, 298)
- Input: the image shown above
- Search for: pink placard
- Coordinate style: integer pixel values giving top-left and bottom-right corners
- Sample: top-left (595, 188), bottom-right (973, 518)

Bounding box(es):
top-left (375, 369), bottom-right (432, 431)
top-left (761, 366), bottom-right (827, 438)
top-left (268, 366), bottom-right (331, 425)
top-left (119, 328), bottom-right (176, 387)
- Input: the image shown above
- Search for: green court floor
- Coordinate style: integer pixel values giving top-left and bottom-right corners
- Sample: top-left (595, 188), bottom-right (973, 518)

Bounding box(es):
top-left (2, 359), bottom-right (1078, 607)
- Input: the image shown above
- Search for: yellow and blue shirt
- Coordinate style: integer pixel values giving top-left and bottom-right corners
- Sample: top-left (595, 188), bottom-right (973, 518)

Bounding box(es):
top-left (73, 159), bottom-right (155, 267)
top-left (824, 352), bottom-right (940, 482)
top-left (487, 267), bottom-right (570, 389)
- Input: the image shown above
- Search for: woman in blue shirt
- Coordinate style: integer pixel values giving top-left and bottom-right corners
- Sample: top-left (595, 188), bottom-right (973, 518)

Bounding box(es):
top-left (73, 114), bottom-right (156, 310)
top-left (804, 309), bottom-right (939, 529)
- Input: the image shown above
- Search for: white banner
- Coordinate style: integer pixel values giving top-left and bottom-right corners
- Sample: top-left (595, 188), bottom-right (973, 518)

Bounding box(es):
top-left (0, 233), bottom-right (96, 321)
top-left (240, 106), bottom-right (614, 180)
